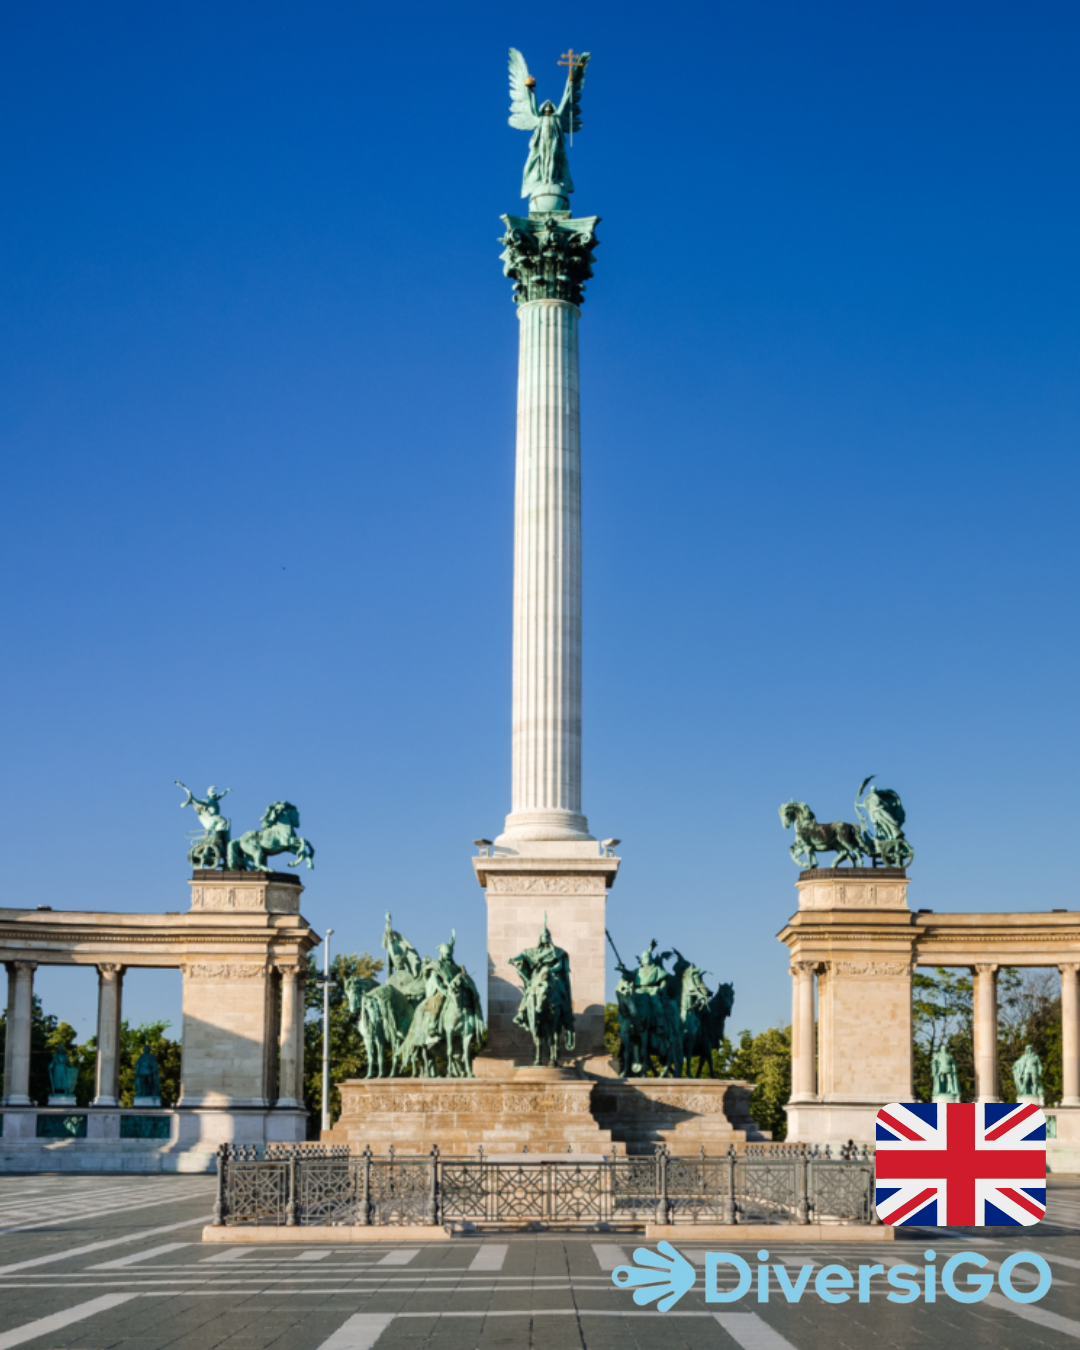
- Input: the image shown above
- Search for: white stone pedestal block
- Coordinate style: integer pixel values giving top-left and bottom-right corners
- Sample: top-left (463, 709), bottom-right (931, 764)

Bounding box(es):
top-left (47, 1095), bottom-right (76, 1107)
top-left (473, 843), bottom-right (619, 1071)
top-left (134, 1096), bottom-right (162, 1108)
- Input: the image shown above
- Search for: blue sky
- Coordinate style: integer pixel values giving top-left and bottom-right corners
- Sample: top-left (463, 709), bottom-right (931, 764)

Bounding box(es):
top-left (2, 2), bottom-right (1078, 1045)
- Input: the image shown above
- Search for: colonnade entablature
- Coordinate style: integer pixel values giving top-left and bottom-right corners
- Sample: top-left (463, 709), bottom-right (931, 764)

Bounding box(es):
top-left (0, 872), bottom-right (320, 1167)
top-left (777, 867), bottom-right (1080, 1153)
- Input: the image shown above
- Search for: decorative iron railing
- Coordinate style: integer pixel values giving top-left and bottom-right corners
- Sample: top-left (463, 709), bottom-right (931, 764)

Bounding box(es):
top-left (213, 1142), bottom-right (876, 1229)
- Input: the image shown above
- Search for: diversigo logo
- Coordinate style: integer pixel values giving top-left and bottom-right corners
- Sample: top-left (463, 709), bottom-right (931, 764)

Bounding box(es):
top-left (611, 1244), bottom-right (1054, 1309)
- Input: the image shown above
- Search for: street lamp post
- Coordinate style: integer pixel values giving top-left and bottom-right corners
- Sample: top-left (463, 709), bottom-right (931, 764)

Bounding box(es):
top-left (321, 927), bottom-right (334, 1134)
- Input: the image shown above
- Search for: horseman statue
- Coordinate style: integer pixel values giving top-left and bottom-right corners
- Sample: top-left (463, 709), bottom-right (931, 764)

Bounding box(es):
top-left (510, 917), bottom-right (576, 1067)
top-left (608, 933), bottom-right (734, 1077)
top-left (176, 784), bottom-right (315, 872)
top-left (344, 914), bottom-right (486, 1078)
top-left (397, 932), bottom-right (486, 1078)
top-left (780, 776), bottom-right (912, 871)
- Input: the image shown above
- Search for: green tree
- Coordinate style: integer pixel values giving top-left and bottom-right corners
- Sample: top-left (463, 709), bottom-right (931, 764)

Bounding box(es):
top-left (716, 1025), bottom-right (792, 1140)
top-left (303, 950), bottom-right (383, 1136)
top-left (912, 966), bottom-right (1062, 1105)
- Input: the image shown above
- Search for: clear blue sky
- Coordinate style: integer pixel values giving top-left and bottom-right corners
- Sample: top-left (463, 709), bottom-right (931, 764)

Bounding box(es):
top-left (3, 2), bottom-right (1078, 1045)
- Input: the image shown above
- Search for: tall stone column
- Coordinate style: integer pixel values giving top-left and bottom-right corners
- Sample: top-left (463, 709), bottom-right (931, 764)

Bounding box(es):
top-left (973, 963), bottom-right (999, 1104)
top-left (276, 965), bottom-right (304, 1109)
top-left (494, 213), bottom-right (600, 846)
top-left (789, 962), bottom-right (817, 1102)
top-left (4, 962), bottom-right (36, 1106)
top-left (501, 298), bottom-right (587, 842)
top-left (2, 965), bottom-right (15, 1102)
top-left (1061, 964), bottom-right (1080, 1107)
top-left (92, 964), bottom-right (125, 1107)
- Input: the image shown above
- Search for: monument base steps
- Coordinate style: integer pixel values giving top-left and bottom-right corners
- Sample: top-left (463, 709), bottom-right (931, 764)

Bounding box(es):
top-left (592, 1079), bottom-right (769, 1152)
top-left (327, 1076), bottom-right (766, 1156)
top-left (326, 1077), bottom-right (612, 1155)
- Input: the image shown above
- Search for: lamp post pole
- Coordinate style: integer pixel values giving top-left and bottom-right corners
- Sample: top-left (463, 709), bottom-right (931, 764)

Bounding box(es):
top-left (321, 928), bottom-right (334, 1134)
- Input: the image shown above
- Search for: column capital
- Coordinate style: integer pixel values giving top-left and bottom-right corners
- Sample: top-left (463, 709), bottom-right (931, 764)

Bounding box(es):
top-left (11, 960), bottom-right (37, 976)
top-left (974, 962), bottom-right (999, 976)
top-left (499, 212), bottom-right (599, 306)
top-left (96, 963), bottom-right (126, 980)
top-left (274, 962), bottom-right (303, 981)
top-left (1060, 963), bottom-right (1080, 976)
top-left (789, 961), bottom-right (819, 977)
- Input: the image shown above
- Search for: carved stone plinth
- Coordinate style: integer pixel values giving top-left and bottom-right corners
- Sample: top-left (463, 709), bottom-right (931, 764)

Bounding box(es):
top-left (591, 1079), bottom-right (768, 1154)
top-left (189, 872), bottom-right (302, 914)
top-left (796, 868), bottom-right (909, 912)
top-left (472, 845), bottom-right (619, 1072)
top-left (325, 1076), bottom-right (613, 1156)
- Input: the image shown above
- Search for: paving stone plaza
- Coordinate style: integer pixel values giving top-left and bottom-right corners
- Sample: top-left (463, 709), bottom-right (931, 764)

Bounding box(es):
top-left (0, 1175), bottom-right (1078, 1350)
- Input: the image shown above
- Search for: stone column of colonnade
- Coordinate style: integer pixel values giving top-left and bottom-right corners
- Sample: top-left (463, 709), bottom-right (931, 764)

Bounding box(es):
top-left (973, 962), bottom-right (999, 1104)
top-left (92, 963), bottom-right (125, 1106)
top-left (789, 961), bottom-right (818, 1101)
top-left (498, 297), bottom-right (590, 843)
top-left (2, 962), bottom-right (36, 1105)
top-left (275, 965), bottom-right (306, 1108)
top-left (1060, 963), bottom-right (1080, 1107)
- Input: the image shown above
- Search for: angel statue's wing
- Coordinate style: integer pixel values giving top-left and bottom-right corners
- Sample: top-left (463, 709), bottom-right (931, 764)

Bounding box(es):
top-left (508, 48), bottom-right (539, 129)
top-left (556, 51), bottom-right (590, 133)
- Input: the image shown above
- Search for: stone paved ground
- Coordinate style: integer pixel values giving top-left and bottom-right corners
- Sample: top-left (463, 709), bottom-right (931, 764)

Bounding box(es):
top-left (0, 1174), bottom-right (1078, 1350)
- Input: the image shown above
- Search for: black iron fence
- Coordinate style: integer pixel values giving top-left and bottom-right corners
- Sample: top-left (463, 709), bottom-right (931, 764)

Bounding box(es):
top-left (213, 1142), bottom-right (876, 1229)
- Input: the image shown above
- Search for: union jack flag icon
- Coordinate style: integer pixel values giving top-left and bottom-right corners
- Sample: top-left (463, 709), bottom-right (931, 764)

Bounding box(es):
top-left (875, 1101), bottom-right (1046, 1226)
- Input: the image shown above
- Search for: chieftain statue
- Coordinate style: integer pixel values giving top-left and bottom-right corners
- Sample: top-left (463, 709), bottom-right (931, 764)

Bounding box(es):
top-left (177, 783), bottom-right (315, 871)
top-left (134, 1041), bottom-right (162, 1102)
top-left (344, 914), bottom-right (486, 1078)
top-left (931, 1045), bottom-right (961, 1102)
top-left (609, 933), bottom-right (734, 1078)
top-left (1012, 1044), bottom-right (1044, 1103)
top-left (47, 1048), bottom-right (79, 1098)
top-left (780, 776), bottom-right (913, 870)
top-left (510, 918), bottom-right (576, 1067)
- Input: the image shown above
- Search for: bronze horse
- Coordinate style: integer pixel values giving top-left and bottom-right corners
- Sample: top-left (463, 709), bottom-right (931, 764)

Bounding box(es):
top-left (780, 800), bottom-right (866, 869)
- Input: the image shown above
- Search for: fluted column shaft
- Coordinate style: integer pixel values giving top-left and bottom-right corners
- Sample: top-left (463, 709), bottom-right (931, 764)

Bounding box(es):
top-left (93, 964), bottom-right (125, 1106)
top-left (790, 962), bottom-right (817, 1101)
top-left (973, 963), bottom-right (999, 1104)
top-left (500, 297), bottom-right (590, 842)
top-left (4, 962), bottom-right (36, 1106)
top-left (276, 966), bottom-right (304, 1108)
top-left (1061, 964), bottom-right (1080, 1106)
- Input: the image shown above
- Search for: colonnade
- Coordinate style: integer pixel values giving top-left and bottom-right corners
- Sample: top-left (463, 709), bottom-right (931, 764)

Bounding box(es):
top-left (788, 959), bottom-right (1080, 1103)
top-left (0, 960), bottom-right (307, 1109)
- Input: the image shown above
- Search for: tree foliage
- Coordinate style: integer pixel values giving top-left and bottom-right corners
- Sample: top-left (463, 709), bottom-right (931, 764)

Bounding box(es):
top-left (302, 950), bottom-right (383, 1136)
top-left (0, 1000), bottom-right (181, 1107)
top-left (912, 966), bottom-right (1062, 1104)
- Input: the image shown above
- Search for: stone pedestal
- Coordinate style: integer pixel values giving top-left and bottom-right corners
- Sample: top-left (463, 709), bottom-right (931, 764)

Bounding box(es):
top-left (47, 1095), bottom-right (77, 1107)
top-left (591, 1079), bottom-right (768, 1154)
top-left (779, 869), bottom-right (914, 1145)
top-left (134, 1096), bottom-right (162, 1108)
top-left (472, 844), bottom-right (619, 1073)
top-left (326, 1075), bottom-right (613, 1155)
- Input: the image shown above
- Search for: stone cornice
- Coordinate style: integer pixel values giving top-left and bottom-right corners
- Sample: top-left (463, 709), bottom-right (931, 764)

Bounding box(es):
top-left (473, 854), bottom-right (619, 890)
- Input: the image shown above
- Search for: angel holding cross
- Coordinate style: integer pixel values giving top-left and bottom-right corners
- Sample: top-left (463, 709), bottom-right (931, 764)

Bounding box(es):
top-left (508, 47), bottom-right (589, 212)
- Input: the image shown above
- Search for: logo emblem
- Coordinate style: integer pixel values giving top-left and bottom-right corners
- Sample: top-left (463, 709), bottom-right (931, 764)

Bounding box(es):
top-left (875, 1102), bottom-right (1046, 1226)
top-left (611, 1241), bottom-right (696, 1311)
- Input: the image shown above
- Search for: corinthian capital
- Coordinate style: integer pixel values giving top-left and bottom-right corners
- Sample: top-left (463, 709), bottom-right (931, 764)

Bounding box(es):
top-left (499, 213), bottom-right (600, 306)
